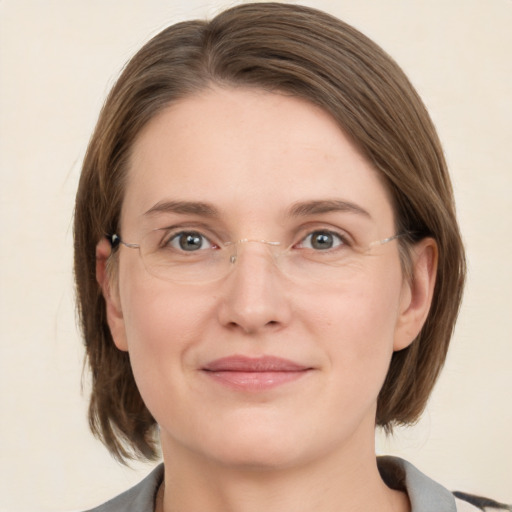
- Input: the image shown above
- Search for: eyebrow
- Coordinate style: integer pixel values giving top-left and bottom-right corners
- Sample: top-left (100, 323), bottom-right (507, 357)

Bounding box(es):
top-left (287, 199), bottom-right (372, 219)
top-left (143, 199), bottom-right (371, 220)
top-left (144, 200), bottom-right (219, 217)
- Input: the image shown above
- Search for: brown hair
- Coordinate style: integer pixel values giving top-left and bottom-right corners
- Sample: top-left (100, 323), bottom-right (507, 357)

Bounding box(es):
top-left (74, 2), bottom-right (466, 462)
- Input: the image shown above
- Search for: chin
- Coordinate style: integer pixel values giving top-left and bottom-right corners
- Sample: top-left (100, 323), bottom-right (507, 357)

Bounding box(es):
top-left (209, 435), bottom-right (306, 471)
top-left (168, 413), bottom-right (313, 471)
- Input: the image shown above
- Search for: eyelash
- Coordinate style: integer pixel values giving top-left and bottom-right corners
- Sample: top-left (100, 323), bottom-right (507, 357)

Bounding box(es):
top-left (159, 227), bottom-right (218, 251)
top-left (157, 226), bottom-right (352, 252)
top-left (294, 230), bottom-right (349, 251)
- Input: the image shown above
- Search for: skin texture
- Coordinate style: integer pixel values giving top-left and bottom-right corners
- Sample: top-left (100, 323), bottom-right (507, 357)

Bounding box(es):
top-left (96, 87), bottom-right (437, 512)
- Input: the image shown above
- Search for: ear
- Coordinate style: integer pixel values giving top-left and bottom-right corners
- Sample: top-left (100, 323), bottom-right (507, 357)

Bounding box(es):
top-left (394, 237), bottom-right (438, 351)
top-left (96, 237), bottom-right (128, 351)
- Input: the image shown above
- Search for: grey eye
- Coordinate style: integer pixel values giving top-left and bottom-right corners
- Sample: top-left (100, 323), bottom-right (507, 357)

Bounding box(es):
top-left (169, 232), bottom-right (213, 251)
top-left (301, 231), bottom-right (344, 250)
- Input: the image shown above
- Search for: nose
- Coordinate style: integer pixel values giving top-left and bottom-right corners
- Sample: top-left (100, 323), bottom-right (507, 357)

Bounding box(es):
top-left (217, 242), bottom-right (292, 335)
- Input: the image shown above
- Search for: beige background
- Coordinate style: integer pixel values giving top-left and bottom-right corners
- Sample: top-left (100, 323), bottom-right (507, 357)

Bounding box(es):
top-left (0, 1), bottom-right (510, 511)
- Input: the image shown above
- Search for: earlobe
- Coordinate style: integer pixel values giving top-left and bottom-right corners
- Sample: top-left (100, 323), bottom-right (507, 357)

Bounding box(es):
top-left (394, 238), bottom-right (438, 351)
top-left (96, 237), bottom-right (129, 352)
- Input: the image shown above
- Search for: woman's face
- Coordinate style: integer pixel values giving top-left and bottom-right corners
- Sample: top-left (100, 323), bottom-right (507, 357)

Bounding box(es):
top-left (102, 87), bottom-right (431, 470)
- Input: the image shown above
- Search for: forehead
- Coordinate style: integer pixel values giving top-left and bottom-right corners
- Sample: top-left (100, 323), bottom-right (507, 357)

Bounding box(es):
top-left (122, 86), bottom-right (394, 229)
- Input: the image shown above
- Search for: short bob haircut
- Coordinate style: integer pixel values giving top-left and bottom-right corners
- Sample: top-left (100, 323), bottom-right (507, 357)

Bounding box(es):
top-left (74, 2), bottom-right (465, 463)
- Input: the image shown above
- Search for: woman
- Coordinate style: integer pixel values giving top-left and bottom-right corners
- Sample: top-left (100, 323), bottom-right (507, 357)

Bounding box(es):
top-left (74, 3), bottom-right (509, 511)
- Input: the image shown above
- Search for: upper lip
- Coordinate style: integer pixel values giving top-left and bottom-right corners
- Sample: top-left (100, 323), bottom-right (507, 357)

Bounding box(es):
top-left (203, 355), bottom-right (311, 372)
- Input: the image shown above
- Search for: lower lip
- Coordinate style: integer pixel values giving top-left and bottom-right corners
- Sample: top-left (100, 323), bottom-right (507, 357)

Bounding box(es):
top-left (203, 370), bottom-right (310, 391)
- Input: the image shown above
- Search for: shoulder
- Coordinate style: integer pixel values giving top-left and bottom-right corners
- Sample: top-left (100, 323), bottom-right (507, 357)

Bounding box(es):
top-left (377, 456), bottom-right (511, 512)
top-left (82, 464), bottom-right (164, 512)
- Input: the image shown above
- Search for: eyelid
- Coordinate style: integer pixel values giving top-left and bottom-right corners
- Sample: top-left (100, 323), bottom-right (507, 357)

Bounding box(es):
top-left (150, 222), bottom-right (357, 249)
top-left (154, 224), bottom-right (223, 248)
top-left (291, 224), bottom-right (355, 248)
top-left (294, 231), bottom-right (344, 250)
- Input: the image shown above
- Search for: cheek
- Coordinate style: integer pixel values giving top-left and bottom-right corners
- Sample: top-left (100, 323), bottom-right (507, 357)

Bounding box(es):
top-left (123, 286), bottom-right (185, 350)
top-left (119, 251), bottom-right (213, 342)
top-left (117, 269), bottom-right (215, 408)
top-left (303, 260), bottom-right (404, 382)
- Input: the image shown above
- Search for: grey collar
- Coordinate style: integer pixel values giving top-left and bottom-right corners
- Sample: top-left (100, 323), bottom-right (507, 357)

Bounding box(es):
top-left (378, 456), bottom-right (457, 512)
top-left (86, 456), bottom-right (457, 512)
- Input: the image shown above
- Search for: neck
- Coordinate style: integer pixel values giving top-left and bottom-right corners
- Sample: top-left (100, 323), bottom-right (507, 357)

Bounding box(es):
top-left (157, 435), bottom-right (410, 512)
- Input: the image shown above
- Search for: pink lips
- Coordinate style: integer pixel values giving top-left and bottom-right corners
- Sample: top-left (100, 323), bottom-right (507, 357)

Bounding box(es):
top-left (202, 356), bottom-right (311, 391)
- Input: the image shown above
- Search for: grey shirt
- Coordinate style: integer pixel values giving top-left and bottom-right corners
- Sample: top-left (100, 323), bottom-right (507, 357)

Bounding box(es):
top-left (84, 456), bottom-right (508, 512)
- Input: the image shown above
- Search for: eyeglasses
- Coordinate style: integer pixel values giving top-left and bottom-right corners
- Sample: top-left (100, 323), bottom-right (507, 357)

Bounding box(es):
top-left (108, 228), bottom-right (406, 284)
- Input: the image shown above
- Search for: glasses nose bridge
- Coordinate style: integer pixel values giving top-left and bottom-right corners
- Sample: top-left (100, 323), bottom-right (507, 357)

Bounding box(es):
top-left (227, 238), bottom-right (282, 266)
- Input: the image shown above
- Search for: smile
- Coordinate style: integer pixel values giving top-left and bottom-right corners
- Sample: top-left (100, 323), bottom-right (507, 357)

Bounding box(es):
top-left (202, 355), bottom-right (313, 391)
